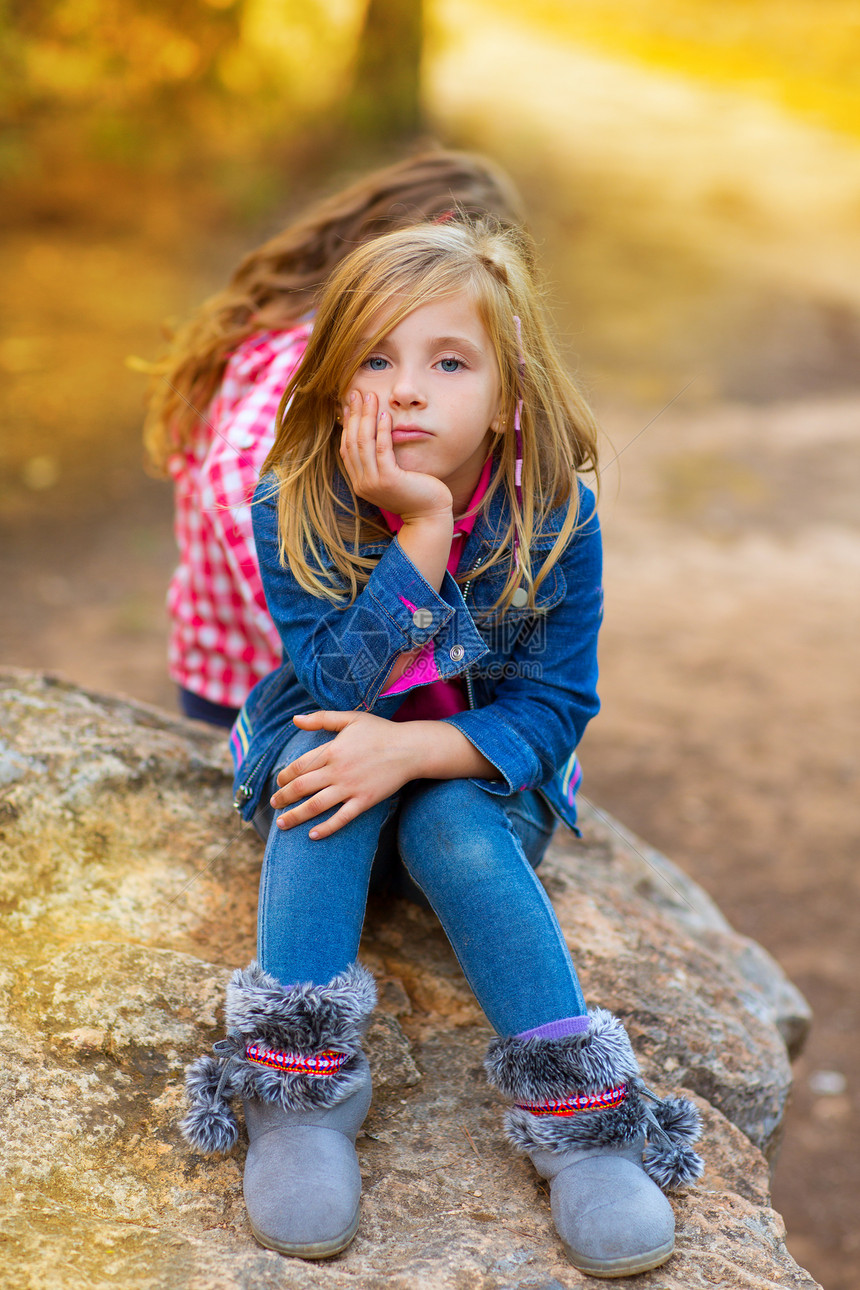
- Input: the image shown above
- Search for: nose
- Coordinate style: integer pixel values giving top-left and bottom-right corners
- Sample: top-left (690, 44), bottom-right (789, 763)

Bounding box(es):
top-left (388, 366), bottom-right (426, 411)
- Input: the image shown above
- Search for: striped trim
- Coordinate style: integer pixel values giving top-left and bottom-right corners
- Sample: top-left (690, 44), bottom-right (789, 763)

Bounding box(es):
top-left (229, 709), bottom-right (251, 770)
top-left (245, 1043), bottom-right (348, 1076)
top-left (561, 751), bottom-right (582, 805)
top-left (516, 1082), bottom-right (628, 1117)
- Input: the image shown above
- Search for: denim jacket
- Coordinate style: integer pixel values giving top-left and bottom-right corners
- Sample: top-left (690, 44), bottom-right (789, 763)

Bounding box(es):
top-left (230, 463), bottom-right (602, 835)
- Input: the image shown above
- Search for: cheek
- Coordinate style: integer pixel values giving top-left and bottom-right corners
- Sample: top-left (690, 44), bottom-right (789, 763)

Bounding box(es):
top-left (347, 373), bottom-right (387, 401)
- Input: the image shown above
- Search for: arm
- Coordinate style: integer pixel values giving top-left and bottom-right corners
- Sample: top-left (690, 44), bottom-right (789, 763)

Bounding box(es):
top-left (253, 480), bottom-right (489, 715)
top-left (376, 513), bottom-right (453, 689)
top-left (270, 708), bottom-right (500, 838)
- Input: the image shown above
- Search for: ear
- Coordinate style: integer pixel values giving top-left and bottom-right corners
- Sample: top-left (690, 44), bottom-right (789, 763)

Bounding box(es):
top-left (490, 408), bottom-right (506, 435)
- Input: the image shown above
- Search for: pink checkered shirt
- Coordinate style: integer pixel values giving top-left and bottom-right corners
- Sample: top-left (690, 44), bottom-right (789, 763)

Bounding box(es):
top-left (166, 324), bottom-right (312, 707)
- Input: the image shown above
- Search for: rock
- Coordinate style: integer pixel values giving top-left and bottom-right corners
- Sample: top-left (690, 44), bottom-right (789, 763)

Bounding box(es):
top-left (0, 670), bottom-right (819, 1289)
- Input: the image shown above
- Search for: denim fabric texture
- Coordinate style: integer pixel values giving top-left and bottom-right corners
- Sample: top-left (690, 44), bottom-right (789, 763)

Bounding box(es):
top-left (256, 728), bottom-right (587, 1036)
top-left (231, 460), bottom-right (603, 837)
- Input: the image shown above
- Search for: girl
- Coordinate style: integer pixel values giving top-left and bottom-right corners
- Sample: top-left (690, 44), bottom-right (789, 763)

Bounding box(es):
top-left (181, 219), bottom-right (703, 1277)
top-left (144, 149), bottom-right (524, 728)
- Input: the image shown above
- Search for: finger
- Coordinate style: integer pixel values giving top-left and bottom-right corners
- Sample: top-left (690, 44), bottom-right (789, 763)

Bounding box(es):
top-left (291, 710), bottom-right (355, 734)
top-left (275, 786), bottom-right (343, 830)
top-left (376, 408), bottom-right (393, 460)
top-left (339, 391), bottom-right (360, 473)
top-left (271, 768), bottom-right (331, 810)
top-left (355, 392), bottom-right (381, 478)
top-left (275, 741), bottom-right (328, 787)
top-left (292, 710), bottom-right (351, 726)
top-left (307, 800), bottom-right (365, 840)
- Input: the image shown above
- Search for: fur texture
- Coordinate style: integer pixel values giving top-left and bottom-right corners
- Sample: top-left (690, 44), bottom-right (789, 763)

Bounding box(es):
top-left (180, 961), bottom-right (377, 1155)
top-left (181, 1055), bottom-right (240, 1154)
top-left (505, 1087), bottom-right (647, 1155)
top-left (642, 1097), bottom-right (705, 1189)
top-left (225, 960), bottom-right (376, 1050)
top-left (485, 1009), bottom-right (641, 1101)
top-left (485, 1009), bottom-right (704, 1193)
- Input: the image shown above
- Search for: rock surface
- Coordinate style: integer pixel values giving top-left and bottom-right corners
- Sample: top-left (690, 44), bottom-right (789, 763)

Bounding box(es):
top-left (0, 670), bottom-right (819, 1289)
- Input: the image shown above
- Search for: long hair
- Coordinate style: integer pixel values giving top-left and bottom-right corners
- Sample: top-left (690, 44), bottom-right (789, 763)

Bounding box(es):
top-left (144, 148), bottom-right (525, 473)
top-left (263, 218), bottom-right (600, 614)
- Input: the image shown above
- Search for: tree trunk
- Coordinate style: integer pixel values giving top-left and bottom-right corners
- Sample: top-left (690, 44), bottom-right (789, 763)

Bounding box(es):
top-left (344, 0), bottom-right (425, 145)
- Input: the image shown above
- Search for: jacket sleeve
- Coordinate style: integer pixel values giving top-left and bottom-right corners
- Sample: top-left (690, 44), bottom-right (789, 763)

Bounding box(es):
top-left (441, 484), bottom-right (603, 797)
top-left (252, 474), bottom-right (490, 715)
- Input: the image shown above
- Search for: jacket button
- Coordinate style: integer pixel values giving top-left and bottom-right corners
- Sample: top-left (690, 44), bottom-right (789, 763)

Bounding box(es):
top-left (412, 608), bottom-right (433, 629)
top-left (449, 644), bottom-right (465, 662)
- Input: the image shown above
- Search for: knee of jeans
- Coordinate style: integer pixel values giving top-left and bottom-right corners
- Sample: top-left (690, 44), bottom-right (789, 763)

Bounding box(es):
top-left (400, 778), bottom-right (485, 832)
top-left (397, 779), bottom-right (507, 883)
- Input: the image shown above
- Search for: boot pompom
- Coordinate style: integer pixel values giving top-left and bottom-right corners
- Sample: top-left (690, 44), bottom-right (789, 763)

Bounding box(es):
top-left (643, 1139), bottom-right (704, 1190)
top-left (180, 1055), bottom-right (240, 1154)
top-left (642, 1095), bottom-right (704, 1189)
top-left (649, 1095), bottom-right (702, 1144)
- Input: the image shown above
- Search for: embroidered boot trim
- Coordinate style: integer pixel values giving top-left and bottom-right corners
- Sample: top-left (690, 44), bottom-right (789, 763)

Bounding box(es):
top-left (516, 1081), bottom-right (628, 1116)
top-left (245, 1043), bottom-right (348, 1076)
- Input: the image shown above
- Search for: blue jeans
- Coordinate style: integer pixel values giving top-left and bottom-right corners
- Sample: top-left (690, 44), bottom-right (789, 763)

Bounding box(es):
top-left (253, 728), bottom-right (587, 1037)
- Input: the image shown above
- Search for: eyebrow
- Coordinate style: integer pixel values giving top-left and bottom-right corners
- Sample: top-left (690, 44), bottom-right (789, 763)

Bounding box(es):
top-left (431, 335), bottom-right (484, 357)
top-left (359, 334), bottom-right (485, 359)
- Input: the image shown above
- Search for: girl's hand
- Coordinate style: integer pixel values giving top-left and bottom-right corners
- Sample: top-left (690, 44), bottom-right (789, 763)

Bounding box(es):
top-left (270, 710), bottom-right (424, 839)
top-left (339, 390), bottom-right (452, 520)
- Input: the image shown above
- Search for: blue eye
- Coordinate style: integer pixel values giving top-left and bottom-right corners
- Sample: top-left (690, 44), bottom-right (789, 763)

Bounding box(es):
top-left (438, 357), bottom-right (462, 373)
top-left (363, 356), bottom-right (389, 371)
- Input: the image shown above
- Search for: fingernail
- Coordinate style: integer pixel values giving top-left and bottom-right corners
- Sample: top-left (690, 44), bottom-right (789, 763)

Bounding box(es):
top-left (349, 390), bottom-right (357, 403)
top-left (309, 830), bottom-right (319, 839)
top-left (364, 391), bottom-right (372, 404)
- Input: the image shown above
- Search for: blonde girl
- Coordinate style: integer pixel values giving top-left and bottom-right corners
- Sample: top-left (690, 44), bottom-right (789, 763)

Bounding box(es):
top-left (144, 149), bottom-right (524, 727)
top-left (181, 218), bottom-right (703, 1277)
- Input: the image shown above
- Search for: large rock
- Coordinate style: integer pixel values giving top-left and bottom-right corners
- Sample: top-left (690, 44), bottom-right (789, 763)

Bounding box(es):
top-left (0, 670), bottom-right (818, 1289)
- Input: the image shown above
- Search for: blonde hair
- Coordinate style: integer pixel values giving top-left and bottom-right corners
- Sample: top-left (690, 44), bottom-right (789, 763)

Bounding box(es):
top-left (263, 217), bottom-right (599, 615)
top-left (143, 148), bottom-right (524, 473)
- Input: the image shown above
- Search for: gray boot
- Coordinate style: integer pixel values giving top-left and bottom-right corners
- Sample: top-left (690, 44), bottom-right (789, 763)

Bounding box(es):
top-left (180, 961), bottom-right (376, 1258)
top-left (485, 1009), bottom-right (703, 1279)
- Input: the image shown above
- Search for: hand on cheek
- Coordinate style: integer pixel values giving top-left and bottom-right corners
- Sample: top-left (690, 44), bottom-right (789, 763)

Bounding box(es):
top-left (338, 389), bottom-right (452, 519)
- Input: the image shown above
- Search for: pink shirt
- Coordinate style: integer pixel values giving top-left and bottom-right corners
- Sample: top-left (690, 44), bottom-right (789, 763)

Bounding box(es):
top-left (378, 454), bottom-right (494, 722)
top-left (167, 325), bottom-right (312, 707)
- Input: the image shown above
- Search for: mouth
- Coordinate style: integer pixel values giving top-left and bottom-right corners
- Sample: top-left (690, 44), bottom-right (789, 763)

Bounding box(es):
top-left (391, 426), bottom-right (432, 441)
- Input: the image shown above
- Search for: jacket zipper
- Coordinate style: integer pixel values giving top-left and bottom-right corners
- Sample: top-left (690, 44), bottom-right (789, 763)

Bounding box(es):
top-left (233, 753), bottom-right (268, 811)
top-left (461, 558), bottom-right (487, 712)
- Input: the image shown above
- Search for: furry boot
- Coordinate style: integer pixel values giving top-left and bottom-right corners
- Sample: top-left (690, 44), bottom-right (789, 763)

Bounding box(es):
top-left (485, 1009), bottom-right (703, 1279)
top-left (181, 961), bottom-right (376, 1258)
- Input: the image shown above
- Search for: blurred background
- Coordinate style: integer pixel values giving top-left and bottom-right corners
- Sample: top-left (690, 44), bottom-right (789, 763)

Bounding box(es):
top-left (1, 2), bottom-right (858, 1284)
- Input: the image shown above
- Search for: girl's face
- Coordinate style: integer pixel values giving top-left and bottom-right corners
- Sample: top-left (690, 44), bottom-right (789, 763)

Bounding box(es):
top-left (347, 290), bottom-right (503, 515)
